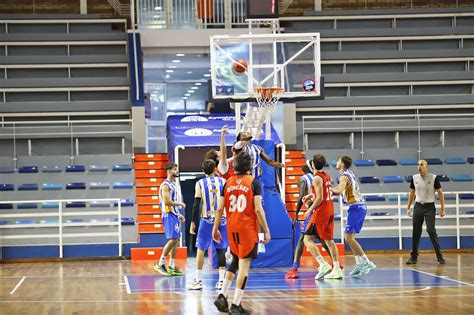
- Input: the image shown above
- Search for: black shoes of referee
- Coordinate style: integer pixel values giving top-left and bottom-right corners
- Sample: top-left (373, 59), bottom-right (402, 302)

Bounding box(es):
top-left (406, 256), bottom-right (445, 265)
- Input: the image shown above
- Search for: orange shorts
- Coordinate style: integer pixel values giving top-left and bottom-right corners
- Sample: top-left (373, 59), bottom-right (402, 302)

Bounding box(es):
top-left (305, 219), bottom-right (334, 241)
top-left (229, 242), bottom-right (258, 259)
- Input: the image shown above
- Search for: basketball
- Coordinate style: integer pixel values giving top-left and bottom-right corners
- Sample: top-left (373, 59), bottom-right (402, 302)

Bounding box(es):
top-left (232, 59), bottom-right (248, 74)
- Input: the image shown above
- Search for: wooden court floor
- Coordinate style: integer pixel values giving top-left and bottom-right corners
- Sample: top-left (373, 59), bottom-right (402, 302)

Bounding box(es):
top-left (0, 252), bottom-right (473, 315)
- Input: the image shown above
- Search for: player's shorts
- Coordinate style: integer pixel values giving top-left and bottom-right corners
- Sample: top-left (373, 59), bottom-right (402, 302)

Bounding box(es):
top-left (229, 242), bottom-right (258, 259)
top-left (345, 203), bottom-right (367, 234)
top-left (305, 218), bottom-right (334, 241)
top-left (301, 211), bottom-right (314, 234)
top-left (163, 212), bottom-right (181, 240)
top-left (196, 218), bottom-right (228, 251)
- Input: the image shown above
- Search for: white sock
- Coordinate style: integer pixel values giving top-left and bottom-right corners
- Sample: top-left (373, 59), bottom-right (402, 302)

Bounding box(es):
top-left (333, 261), bottom-right (340, 269)
top-left (218, 268), bottom-right (226, 282)
top-left (316, 255), bottom-right (326, 266)
top-left (158, 255), bottom-right (166, 266)
top-left (220, 279), bottom-right (232, 297)
top-left (233, 288), bottom-right (244, 306)
top-left (196, 269), bottom-right (202, 281)
top-left (355, 255), bottom-right (362, 265)
top-left (169, 258), bottom-right (175, 269)
top-left (361, 254), bottom-right (369, 263)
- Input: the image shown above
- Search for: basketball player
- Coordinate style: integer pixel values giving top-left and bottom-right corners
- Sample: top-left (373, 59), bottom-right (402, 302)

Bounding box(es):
top-left (303, 154), bottom-right (343, 280)
top-left (204, 125), bottom-right (237, 180)
top-left (286, 162), bottom-right (331, 279)
top-left (189, 159), bottom-right (228, 290)
top-left (212, 151), bottom-right (271, 314)
top-left (154, 163), bottom-right (186, 276)
top-left (332, 155), bottom-right (376, 276)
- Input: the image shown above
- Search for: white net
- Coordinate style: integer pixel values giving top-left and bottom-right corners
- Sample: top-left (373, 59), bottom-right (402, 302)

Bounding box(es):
top-left (254, 88), bottom-right (284, 113)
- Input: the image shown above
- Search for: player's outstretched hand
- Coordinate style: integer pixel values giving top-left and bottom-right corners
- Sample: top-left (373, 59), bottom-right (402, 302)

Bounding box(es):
top-left (190, 222), bottom-right (196, 234)
top-left (221, 125), bottom-right (228, 135)
top-left (213, 229), bottom-right (222, 243)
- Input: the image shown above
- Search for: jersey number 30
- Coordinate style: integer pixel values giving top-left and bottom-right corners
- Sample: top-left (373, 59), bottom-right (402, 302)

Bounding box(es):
top-left (229, 195), bottom-right (247, 213)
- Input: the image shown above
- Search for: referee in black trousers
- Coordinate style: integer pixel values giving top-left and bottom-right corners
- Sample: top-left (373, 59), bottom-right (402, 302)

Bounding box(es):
top-left (406, 160), bottom-right (446, 265)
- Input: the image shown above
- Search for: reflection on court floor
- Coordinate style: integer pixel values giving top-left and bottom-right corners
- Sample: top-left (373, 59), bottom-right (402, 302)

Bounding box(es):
top-left (125, 268), bottom-right (470, 294)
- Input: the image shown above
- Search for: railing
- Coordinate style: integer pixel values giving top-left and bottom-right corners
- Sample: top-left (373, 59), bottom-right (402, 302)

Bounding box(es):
top-left (276, 143), bottom-right (286, 202)
top-left (136, 0), bottom-right (247, 29)
top-left (302, 112), bottom-right (474, 158)
top-left (336, 191), bottom-right (474, 250)
top-left (0, 198), bottom-right (123, 258)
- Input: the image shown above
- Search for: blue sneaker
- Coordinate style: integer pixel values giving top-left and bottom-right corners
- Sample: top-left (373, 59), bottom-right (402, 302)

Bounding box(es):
top-left (349, 264), bottom-right (364, 276)
top-left (358, 261), bottom-right (376, 276)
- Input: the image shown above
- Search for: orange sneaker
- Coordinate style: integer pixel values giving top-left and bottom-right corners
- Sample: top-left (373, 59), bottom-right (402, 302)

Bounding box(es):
top-left (285, 268), bottom-right (299, 279)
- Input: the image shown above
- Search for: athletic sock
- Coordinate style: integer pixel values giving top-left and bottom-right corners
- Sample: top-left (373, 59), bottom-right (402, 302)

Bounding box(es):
top-left (233, 289), bottom-right (245, 306)
top-left (333, 261), bottom-right (340, 269)
top-left (292, 262), bottom-right (299, 269)
top-left (196, 269), bottom-right (202, 281)
top-left (355, 255), bottom-right (362, 265)
top-left (158, 255), bottom-right (166, 267)
top-left (218, 268), bottom-right (226, 282)
top-left (316, 255), bottom-right (326, 266)
top-left (361, 254), bottom-right (369, 264)
top-left (169, 258), bottom-right (176, 269)
top-left (220, 279), bottom-right (232, 297)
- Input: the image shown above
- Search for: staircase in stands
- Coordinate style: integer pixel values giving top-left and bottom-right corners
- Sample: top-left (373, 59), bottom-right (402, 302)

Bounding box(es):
top-left (285, 150), bottom-right (307, 222)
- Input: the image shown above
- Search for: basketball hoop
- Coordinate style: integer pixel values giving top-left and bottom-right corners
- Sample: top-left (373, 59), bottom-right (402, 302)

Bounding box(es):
top-left (254, 87), bottom-right (284, 112)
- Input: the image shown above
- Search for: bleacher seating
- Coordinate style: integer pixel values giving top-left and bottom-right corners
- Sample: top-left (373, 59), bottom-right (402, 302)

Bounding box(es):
top-left (355, 159), bottom-right (375, 167)
top-left (360, 176), bottom-right (380, 184)
top-left (383, 176), bottom-right (403, 183)
top-left (445, 157), bottom-right (466, 164)
top-left (66, 165), bottom-right (86, 173)
top-left (451, 175), bottom-right (473, 182)
top-left (400, 159), bottom-right (418, 166)
top-left (90, 182), bottom-right (110, 190)
top-left (42, 166), bottom-right (62, 173)
top-left (18, 183), bottom-right (38, 191)
top-left (377, 159), bottom-right (397, 166)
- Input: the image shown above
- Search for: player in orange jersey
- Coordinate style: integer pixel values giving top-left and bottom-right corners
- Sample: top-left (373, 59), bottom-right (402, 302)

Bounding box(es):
top-left (303, 154), bottom-right (343, 280)
top-left (212, 151), bottom-right (271, 314)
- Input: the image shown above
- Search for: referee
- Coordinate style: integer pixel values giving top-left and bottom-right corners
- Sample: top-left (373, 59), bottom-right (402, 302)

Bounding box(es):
top-left (406, 160), bottom-right (446, 265)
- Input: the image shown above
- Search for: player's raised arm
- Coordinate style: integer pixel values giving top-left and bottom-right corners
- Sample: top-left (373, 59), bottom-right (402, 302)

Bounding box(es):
top-left (218, 125), bottom-right (229, 173)
top-left (332, 175), bottom-right (349, 195)
top-left (259, 146), bottom-right (284, 168)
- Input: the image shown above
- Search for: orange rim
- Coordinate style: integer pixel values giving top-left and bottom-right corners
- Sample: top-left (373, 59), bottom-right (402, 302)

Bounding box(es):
top-left (254, 87), bottom-right (284, 100)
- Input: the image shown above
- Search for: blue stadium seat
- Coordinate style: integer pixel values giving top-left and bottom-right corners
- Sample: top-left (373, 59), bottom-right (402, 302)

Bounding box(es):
top-left (371, 212), bottom-right (391, 217)
top-left (42, 202), bottom-right (59, 209)
top-left (65, 219), bottom-right (84, 223)
top-left (0, 220), bottom-right (11, 225)
top-left (89, 182), bottom-right (110, 190)
top-left (89, 165), bottom-right (109, 172)
top-left (359, 176), bottom-right (380, 184)
top-left (376, 159), bottom-right (397, 166)
top-left (66, 182), bottom-right (86, 190)
top-left (113, 181), bottom-right (133, 189)
top-left (354, 160), bottom-right (374, 167)
top-left (438, 194), bottom-right (455, 200)
top-left (18, 183), bottom-right (38, 191)
top-left (437, 175), bottom-right (450, 182)
top-left (334, 214), bottom-right (341, 221)
top-left (445, 157), bottom-right (465, 165)
top-left (114, 199), bottom-right (134, 207)
top-left (387, 195), bottom-right (408, 202)
top-left (405, 175), bottom-right (413, 183)
top-left (399, 159), bottom-right (418, 166)
top-left (66, 201), bottom-right (86, 208)
top-left (16, 220), bottom-right (36, 224)
top-left (365, 195), bottom-right (385, 201)
top-left (42, 183), bottom-right (63, 190)
top-left (17, 203), bottom-right (38, 209)
top-left (66, 165), bottom-right (85, 173)
top-left (39, 219), bottom-right (59, 224)
top-left (383, 176), bottom-right (403, 183)
top-left (425, 158), bottom-right (442, 165)
top-left (91, 218), bottom-right (111, 223)
top-left (0, 204), bottom-right (13, 209)
top-left (18, 166), bottom-right (38, 173)
top-left (90, 201), bottom-right (110, 207)
top-left (331, 160), bottom-right (337, 167)
top-left (0, 184), bottom-right (14, 191)
top-left (467, 157), bottom-right (474, 164)
top-left (460, 194), bottom-right (474, 200)
top-left (451, 175), bottom-right (473, 182)
top-left (112, 164), bottom-right (133, 171)
top-left (0, 167), bottom-right (15, 173)
top-left (365, 195), bottom-right (385, 202)
top-left (114, 217), bottom-right (135, 225)
top-left (466, 210), bottom-right (474, 215)
top-left (42, 166), bottom-right (62, 173)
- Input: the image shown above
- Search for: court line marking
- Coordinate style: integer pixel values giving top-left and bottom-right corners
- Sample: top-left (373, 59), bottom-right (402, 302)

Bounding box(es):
top-left (412, 269), bottom-right (474, 287)
top-left (9, 277), bottom-right (26, 295)
top-left (123, 276), bottom-right (131, 294)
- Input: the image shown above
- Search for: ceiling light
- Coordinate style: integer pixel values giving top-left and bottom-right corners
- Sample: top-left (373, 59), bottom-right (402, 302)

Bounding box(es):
top-left (176, 53), bottom-right (185, 57)
top-left (166, 70), bottom-right (174, 73)
top-left (154, 6), bottom-right (162, 11)
top-left (172, 60), bottom-right (181, 63)
top-left (204, 74), bottom-right (211, 77)
top-left (195, 83), bottom-right (202, 86)
top-left (182, 97), bottom-right (188, 100)
top-left (165, 75), bottom-right (170, 79)
top-left (188, 90), bottom-right (195, 93)
top-left (187, 71), bottom-right (193, 74)
top-left (185, 93), bottom-right (191, 96)
top-left (191, 87), bottom-right (198, 90)
top-left (168, 65), bottom-right (176, 69)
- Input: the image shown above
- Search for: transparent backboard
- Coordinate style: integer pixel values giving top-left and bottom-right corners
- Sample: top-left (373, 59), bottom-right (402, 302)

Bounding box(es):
top-left (210, 33), bottom-right (323, 101)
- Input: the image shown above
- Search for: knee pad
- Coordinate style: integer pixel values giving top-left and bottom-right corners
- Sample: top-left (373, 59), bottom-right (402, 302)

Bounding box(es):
top-left (227, 254), bottom-right (239, 274)
top-left (216, 249), bottom-right (226, 267)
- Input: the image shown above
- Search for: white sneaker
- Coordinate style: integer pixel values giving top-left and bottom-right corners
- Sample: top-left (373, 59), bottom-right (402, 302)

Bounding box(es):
top-left (315, 263), bottom-right (332, 280)
top-left (188, 279), bottom-right (203, 290)
top-left (215, 280), bottom-right (224, 290)
top-left (324, 267), bottom-right (344, 279)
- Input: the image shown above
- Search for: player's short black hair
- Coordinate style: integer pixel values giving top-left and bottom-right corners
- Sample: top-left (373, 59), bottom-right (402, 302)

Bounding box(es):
top-left (340, 155), bottom-right (352, 169)
top-left (234, 151), bottom-right (252, 174)
top-left (165, 163), bottom-right (177, 171)
top-left (204, 149), bottom-right (219, 164)
top-left (302, 164), bottom-right (311, 174)
top-left (312, 154), bottom-right (326, 171)
top-left (202, 159), bottom-right (216, 175)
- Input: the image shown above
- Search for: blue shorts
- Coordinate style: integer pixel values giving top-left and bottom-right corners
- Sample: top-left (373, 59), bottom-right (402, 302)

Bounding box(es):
top-left (301, 211), bottom-right (314, 234)
top-left (196, 218), bottom-right (228, 251)
top-left (163, 212), bottom-right (181, 240)
top-left (345, 203), bottom-right (367, 234)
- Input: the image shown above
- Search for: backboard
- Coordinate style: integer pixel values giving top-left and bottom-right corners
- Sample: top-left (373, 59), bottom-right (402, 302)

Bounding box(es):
top-left (210, 32), bottom-right (323, 102)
